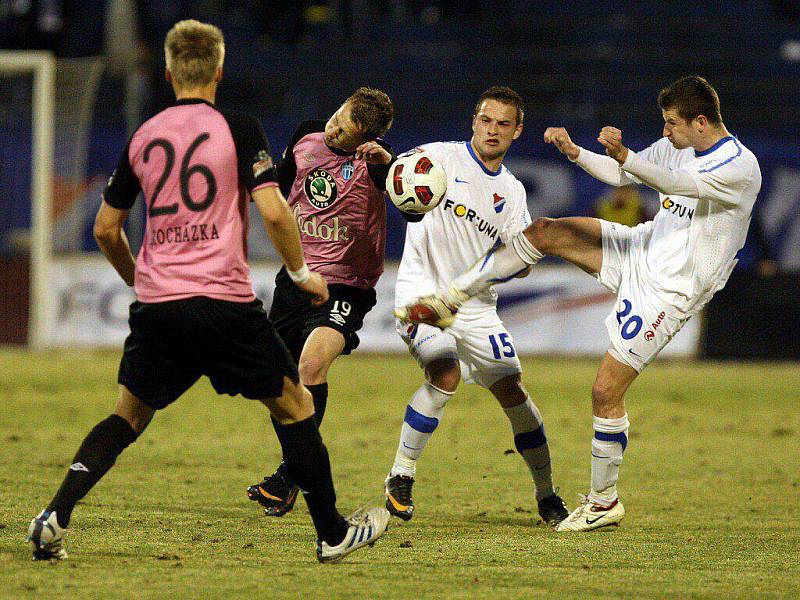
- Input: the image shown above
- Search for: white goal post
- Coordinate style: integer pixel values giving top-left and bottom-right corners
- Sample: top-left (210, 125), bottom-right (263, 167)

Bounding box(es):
top-left (0, 51), bottom-right (55, 349)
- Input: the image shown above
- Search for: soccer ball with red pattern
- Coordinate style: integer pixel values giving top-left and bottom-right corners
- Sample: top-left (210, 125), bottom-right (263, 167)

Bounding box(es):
top-left (386, 151), bottom-right (447, 214)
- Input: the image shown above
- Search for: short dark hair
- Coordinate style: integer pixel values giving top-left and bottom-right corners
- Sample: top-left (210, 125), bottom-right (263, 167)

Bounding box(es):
top-left (346, 87), bottom-right (394, 139)
top-left (657, 76), bottom-right (722, 125)
top-left (474, 86), bottom-right (525, 125)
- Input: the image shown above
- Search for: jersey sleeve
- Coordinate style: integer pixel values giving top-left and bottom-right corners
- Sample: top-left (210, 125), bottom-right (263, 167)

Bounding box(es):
top-left (620, 138), bottom-right (668, 186)
top-left (275, 120), bottom-right (325, 196)
top-left (500, 181), bottom-right (532, 243)
top-left (221, 110), bottom-right (279, 193)
top-left (102, 139), bottom-right (141, 210)
top-left (687, 147), bottom-right (755, 207)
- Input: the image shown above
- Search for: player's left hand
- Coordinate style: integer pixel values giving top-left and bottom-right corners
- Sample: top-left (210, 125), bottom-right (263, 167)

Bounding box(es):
top-left (597, 126), bottom-right (629, 164)
top-left (356, 141), bottom-right (392, 164)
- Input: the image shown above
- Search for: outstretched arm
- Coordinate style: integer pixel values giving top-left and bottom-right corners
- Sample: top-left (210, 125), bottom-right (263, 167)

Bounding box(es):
top-left (597, 126), bottom-right (699, 198)
top-left (544, 127), bottom-right (635, 187)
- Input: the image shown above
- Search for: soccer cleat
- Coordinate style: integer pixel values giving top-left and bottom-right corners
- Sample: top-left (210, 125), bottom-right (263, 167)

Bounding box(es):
top-left (556, 496), bottom-right (625, 532)
top-left (393, 285), bottom-right (469, 329)
top-left (316, 506), bottom-right (390, 564)
top-left (384, 474), bottom-right (415, 521)
top-left (537, 492), bottom-right (569, 527)
top-left (27, 510), bottom-right (67, 561)
top-left (246, 470), bottom-right (300, 517)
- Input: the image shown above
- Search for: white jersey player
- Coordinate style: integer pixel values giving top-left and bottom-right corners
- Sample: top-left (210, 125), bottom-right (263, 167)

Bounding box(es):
top-left (384, 87), bottom-right (568, 528)
top-left (396, 76), bottom-right (761, 531)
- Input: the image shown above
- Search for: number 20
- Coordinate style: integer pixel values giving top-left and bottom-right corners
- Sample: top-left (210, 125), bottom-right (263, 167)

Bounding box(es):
top-left (489, 333), bottom-right (515, 359)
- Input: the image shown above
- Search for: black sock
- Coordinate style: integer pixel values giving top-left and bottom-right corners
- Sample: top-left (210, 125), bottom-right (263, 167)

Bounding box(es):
top-left (47, 414), bottom-right (138, 528)
top-left (307, 383), bottom-right (328, 427)
top-left (272, 383), bottom-right (328, 483)
top-left (273, 416), bottom-right (348, 545)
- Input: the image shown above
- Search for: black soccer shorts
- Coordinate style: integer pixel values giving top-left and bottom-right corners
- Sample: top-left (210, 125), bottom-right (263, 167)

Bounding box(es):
top-left (269, 267), bottom-right (377, 363)
top-left (118, 296), bottom-right (299, 410)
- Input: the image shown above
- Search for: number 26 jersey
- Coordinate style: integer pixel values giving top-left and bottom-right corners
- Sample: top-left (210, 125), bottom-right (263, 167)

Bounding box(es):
top-left (103, 98), bottom-right (277, 303)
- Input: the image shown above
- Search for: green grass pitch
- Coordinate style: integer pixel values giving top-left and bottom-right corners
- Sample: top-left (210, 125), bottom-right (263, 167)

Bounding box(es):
top-left (1, 349), bottom-right (799, 599)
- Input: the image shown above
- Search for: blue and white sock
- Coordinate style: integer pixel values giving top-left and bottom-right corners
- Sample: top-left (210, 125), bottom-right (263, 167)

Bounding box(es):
top-left (391, 382), bottom-right (453, 478)
top-left (589, 414), bottom-right (629, 507)
top-left (450, 231), bottom-right (543, 299)
top-left (504, 395), bottom-right (554, 501)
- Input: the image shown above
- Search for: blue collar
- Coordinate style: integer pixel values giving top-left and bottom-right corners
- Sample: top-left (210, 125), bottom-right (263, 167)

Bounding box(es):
top-left (465, 141), bottom-right (503, 176)
top-left (694, 135), bottom-right (735, 157)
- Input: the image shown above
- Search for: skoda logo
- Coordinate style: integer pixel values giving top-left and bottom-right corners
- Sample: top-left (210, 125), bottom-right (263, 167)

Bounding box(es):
top-left (304, 169), bottom-right (338, 209)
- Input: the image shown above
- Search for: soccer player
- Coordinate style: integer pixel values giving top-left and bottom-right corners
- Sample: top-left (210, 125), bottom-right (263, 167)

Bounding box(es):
top-left (396, 76), bottom-right (761, 531)
top-left (383, 86), bottom-right (568, 527)
top-left (26, 19), bottom-right (389, 563)
top-left (245, 88), bottom-right (397, 517)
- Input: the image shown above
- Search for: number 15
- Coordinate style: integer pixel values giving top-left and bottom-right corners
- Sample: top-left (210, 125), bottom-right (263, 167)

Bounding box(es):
top-left (489, 333), bottom-right (515, 359)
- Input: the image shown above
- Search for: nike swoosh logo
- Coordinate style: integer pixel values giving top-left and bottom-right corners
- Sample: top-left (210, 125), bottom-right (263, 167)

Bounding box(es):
top-left (628, 348), bottom-right (642, 357)
top-left (402, 442), bottom-right (422, 450)
top-left (454, 177), bottom-right (470, 184)
top-left (585, 515), bottom-right (605, 525)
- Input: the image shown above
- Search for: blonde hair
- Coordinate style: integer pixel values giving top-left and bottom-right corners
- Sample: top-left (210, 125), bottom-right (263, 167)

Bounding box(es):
top-left (164, 20), bottom-right (225, 89)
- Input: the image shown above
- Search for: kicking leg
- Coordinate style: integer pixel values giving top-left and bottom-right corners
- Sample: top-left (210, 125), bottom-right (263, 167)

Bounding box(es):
top-left (489, 374), bottom-right (568, 526)
top-left (386, 358), bottom-right (459, 520)
top-left (28, 386), bottom-right (151, 560)
top-left (557, 352), bottom-right (638, 532)
top-left (397, 218), bottom-right (604, 327)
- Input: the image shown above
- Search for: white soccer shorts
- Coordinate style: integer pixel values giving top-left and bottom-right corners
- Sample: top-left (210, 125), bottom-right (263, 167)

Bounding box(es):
top-left (396, 308), bottom-right (522, 388)
top-left (596, 219), bottom-right (690, 372)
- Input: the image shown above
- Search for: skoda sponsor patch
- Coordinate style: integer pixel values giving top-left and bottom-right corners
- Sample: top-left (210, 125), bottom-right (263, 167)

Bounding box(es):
top-left (304, 168), bottom-right (338, 209)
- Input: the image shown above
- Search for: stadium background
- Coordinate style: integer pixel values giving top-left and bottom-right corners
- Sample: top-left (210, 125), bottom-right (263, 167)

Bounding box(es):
top-left (1, 0), bottom-right (799, 353)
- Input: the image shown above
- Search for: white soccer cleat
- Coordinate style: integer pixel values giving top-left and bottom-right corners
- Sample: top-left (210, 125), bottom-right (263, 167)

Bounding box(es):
top-left (316, 506), bottom-right (390, 564)
top-left (393, 285), bottom-right (469, 329)
top-left (27, 510), bottom-right (68, 560)
top-left (556, 496), bottom-right (625, 532)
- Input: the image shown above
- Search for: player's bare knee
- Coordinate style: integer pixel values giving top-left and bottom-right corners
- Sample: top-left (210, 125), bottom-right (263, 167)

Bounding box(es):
top-left (490, 374), bottom-right (527, 408)
top-left (426, 359), bottom-right (460, 392)
top-left (298, 355), bottom-right (329, 385)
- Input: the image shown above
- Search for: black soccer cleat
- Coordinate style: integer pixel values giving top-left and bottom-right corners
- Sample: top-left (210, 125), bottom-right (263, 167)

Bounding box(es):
top-left (384, 474), bottom-right (415, 521)
top-left (247, 470), bottom-right (300, 517)
top-left (537, 492), bottom-right (569, 527)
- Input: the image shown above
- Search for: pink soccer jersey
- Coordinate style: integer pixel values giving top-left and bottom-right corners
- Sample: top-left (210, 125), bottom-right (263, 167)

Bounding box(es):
top-left (277, 120), bottom-right (390, 289)
top-left (103, 99), bottom-right (278, 303)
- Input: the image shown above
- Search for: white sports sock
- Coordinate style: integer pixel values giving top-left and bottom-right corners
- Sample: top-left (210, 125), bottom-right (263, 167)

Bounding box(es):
top-left (589, 414), bottom-right (629, 507)
top-left (503, 395), bottom-right (554, 500)
top-left (390, 382), bottom-right (453, 478)
top-left (450, 231), bottom-right (543, 299)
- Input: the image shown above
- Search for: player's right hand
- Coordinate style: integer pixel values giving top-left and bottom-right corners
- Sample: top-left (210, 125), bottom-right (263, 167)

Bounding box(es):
top-left (297, 271), bottom-right (329, 306)
top-left (543, 127), bottom-right (580, 161)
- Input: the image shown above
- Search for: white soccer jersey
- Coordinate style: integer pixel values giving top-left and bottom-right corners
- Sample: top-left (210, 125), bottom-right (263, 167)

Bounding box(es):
top-left (622, 135), bottom-right (761, 316)
top-left (396, 141), bottom-right (532, 313)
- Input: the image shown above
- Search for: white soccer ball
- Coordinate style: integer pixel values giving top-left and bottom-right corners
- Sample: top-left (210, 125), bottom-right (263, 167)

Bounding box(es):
top-left (386, 151), bottom-right (447, 214)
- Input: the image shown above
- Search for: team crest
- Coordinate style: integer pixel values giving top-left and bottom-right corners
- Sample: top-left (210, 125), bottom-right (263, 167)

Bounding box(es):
top-left (252, 150), bottom-right (274, 178)
top-left (304, 168), bottom-right (338, 209)
top-left (341, 160), bottom-right (354, 181)
top-left (493, 193), bottom-right (506, 213)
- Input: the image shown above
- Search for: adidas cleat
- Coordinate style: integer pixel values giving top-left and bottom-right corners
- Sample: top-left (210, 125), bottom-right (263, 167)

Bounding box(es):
top-left (247, 470), bottom-right (299, 517)
top-left (384, 474), bottom-right (414, 521)
top-left (537, 492), bottom-right (569, 527)
top-left (27, 510), bottom-right (67, 560)
top-left (316, 506), bottom-right (390, 564)
top-left (393, 285), bottom-right (468, 329)
top-left (556, 496), bottom-right (625, 532)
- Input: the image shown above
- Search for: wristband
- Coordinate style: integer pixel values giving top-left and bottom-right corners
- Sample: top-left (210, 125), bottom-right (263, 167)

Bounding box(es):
top-left (287, 264), bottom-right (310, 284)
